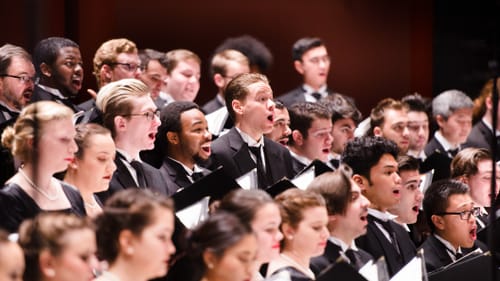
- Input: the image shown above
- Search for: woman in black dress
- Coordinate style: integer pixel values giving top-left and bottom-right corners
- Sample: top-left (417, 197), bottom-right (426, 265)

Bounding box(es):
top-left (64, 123), bottom-right (116, 217)
top-left (0, 101), bottom-right (85, 233)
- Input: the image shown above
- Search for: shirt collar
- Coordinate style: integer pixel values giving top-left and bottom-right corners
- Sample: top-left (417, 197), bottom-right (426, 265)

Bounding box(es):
top-left (116, 148), bottom-right (139, 162)
top-left (303, 84), bottom-right (328, 95)
top-left (434, 233), bottom-right (462, 255)
top-left (37, 84), bottom-right (68, 100)
top-left (329, 236), bottom-right (359, 252)
top-left (289, 150), bottom-right (312, 166)
top-left (368, 208), bottom-right (398, 222)
top-left (235, 127), bottom-right (264, 148)
top-left (434, 130), bottom-right (459, 151)
top-left (168, 157), bottom-right (202, 176)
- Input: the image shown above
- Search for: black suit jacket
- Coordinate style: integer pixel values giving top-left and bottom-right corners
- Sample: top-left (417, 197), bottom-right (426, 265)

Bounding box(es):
top-left (208, 128), bottom-right (295, 188)
top-left (419, 235), bottom-right (454, 273)
top-left (310, 240), bottom-right (373, 276)
top-left (202, 96), bottom-right (224, 114)
top-left (422, 137), bottom-right (453, 181)
top-left (290, 155), bottom-right (307, 176)
top-left (355, 215), bottom-right (416, 277)
top-left (278, 86), bottom-right (337, 108)
top-left (159, 157), bottom-right (211, 196)
top-left (97, 152), bottom-right (172, 203)
top-left (464, 120), bottom-right (500, 161)
top-left (32, 85), bottom-right (82, 113)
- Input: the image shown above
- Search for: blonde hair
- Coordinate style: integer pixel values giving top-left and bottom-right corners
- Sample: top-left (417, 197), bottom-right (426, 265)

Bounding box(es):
top-left (96, 78), bottom-right (149, 137)
top-left (164, 49), bottom-right (201, 73)
top-left (93, 38), bottom-right (138, 87)
top-left (1, 101), bottom-right (73, 163)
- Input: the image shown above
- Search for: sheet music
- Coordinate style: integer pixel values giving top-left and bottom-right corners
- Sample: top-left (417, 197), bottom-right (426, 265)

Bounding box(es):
top-left (291, 167), bottom-right (315, 190)
top-left (236, 168), bottom-right (258, 190)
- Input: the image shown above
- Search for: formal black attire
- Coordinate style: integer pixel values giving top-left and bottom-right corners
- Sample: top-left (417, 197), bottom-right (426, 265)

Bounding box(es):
top-left (419, 234), bottom-right (461, 273)
top-left (278, 85), bottom-right (335, 108)
top-left (159, 157), bottom-right (211, 196)
top-left (209, 128), bottom-right (295, 188)
top-left (0, 181), bottom-right (85, 233)
top-left (310, 240), bottom-right (373, 276)
top-left (422, 136), bottom-right (456, 182)
top-left (355, 214), bottom-right (416, 277)
top-left (32, 85), bottom-right (82, 113)
top-left (202, 95), bottom-right (224, 114)
top-left (97, 151), bottom-right (172, 203)
top-left (464, 120), bottom-right (500, 161)
top-left (290, 153), bottom-right (307, 176)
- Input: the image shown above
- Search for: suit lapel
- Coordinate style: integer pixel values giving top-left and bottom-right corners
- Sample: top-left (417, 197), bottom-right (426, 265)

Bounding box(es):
top-left (113, 156), bottom-right (137, 189)
top-left (227, 128), bottom-right (256, 175)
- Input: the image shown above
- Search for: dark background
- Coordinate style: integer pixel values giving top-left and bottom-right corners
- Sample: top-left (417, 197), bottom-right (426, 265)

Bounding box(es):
top-left (1, 0), bottom-right (499, 116)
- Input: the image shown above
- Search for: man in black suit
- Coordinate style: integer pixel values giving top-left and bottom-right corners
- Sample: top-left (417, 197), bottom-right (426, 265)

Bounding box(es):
top-left (202, 49), bottom-right (250, 114)
top-left (322, 94), bottom-right (362, 168)
top-left (422, 90), bottom-right (473, 181)
top-left (342, 137), bottom-right (416, 277)
top-left (95, 78), bottom-right (172, 202)
top-left (308, 165), bottom-right (373, 275)
top-left (151, 101), bottom-right (212, 195)
top-left (209, 73), bottom-right (294, 189)
top-left (420, 179), bottom-right (483, 273)
top-left (278, 37), bottom-right (334, 108)
top-left (31, 37), bottom-right (84, 113)
top-left (0, 44), bottom-right (35, 185)
top-left (464, 80), bottom-right (500, 161)
top-left (288, 102), bottom-right (333, 175)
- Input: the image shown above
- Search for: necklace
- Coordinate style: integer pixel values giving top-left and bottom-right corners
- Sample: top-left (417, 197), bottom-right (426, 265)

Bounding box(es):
top-left (280, 253), bottom-right (315, 279)
top-left (18, 167), bottom-right (60, 201)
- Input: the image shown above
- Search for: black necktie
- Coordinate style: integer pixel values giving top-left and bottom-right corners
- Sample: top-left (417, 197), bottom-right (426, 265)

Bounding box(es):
top-left (130, 160), bottom-right (147, 188)
top-left (371, 216), bottom-right (401, 255)
top-left (248, 145), bottom-right (268, 189)
top-left (311, 92), bottom-right (322, 101)
top-left (191, 172), bottom-right (204, 182)
top-left (448, 148), bottom-right (459, 158)
top-left (344, 249), bottom-right (364, 269)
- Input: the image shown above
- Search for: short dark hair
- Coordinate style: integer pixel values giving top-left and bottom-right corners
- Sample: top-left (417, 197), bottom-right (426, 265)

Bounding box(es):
top-left (341, 136), bottom-right (399, 182)
top-left (138, 48), bottom-right (165, 71)
top-left (288, 101), bottom-right (331, 145)
top-left (33, 37), bottom-right (79, 75)
top-left (401, 93), bottom-right (429, 113)
top-left (274, 99), bottom-right (286, 110)
top-left (397, 155), bottom-right (420, 173)
top-left (307, 164), bottom-right (354, 215)
top-left (214, 35), bottom-right (273, 73)
top-left (95, 189), bottom-right (174, 263)
top-left (423, 179), bottom-right (469, 232)
top-left (322, 94), bottom-right (362, 124)
top-left (292, 37), bottom-right (324, 61)
top-left (224, 72), bottom-right (269, 121)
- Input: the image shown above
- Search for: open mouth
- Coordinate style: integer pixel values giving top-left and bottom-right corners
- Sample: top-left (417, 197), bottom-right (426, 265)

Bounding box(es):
top-left (267, 114), bottom-right (274, 122)
top-left (322, 148), bottom-right (330, 154)
top-left (23, 91), bottom-right (32, 101)
top-left (71, 77), bottom-right (82, 88)
top-left (412, 206), bottom-right (419, 213)
top-left (201, 144), bottom-right (211, 154)
top-left (148, 132), bottom-right (156, 141)
top-left (278, 138), bottom-right (289, 146)
top-left (393, 189), bottom-right (401, 196)
top-left (470, 227), bottom-right (477, 240)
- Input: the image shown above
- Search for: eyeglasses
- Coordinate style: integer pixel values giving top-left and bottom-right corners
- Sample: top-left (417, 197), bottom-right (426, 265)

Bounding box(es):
top-left (436, 206), bottom-right (481, 220)
top-left (123, 109), bottom-right (160, 121)
top-left (111, 62), bottom-right (141, 72)
top-left (0, 74), bottom-right (36, 84)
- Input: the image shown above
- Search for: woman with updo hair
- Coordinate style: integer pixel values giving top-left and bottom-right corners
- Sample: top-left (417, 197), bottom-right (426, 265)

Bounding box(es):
top-left (187, 212), bottom-right (258, 281)
top-left (64, 123), bottom-right (116, 217)
top-left (0, 101), bottom-right (84, 233)
top-left (217, 189), bottom-right (283, 280)
top-left (94, 189), bottom-right (176, 281)
top-left (18, 212), bottom-right (97, 281)
top-left (266, 189), bottom-right (329, 281)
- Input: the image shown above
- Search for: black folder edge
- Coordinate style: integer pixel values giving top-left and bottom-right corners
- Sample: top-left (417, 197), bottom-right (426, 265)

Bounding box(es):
top-left (265, 177), bottom-right (297, 198)
top-left (316, 259), bottom-right (368, 281)
top-left (171, 166), bottom-right (241, 211)
top-left (428, 251), bottom-right (496, 281)
top-left (295, 159), bottom-right (333, 178)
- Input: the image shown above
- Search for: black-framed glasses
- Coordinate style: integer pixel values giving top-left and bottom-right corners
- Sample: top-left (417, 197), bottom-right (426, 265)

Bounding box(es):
top-left (123, 109), bottom-right (160, 121)
top-left (111, 62), bottom-right (141, 72)
top-left (436, 206), bottom-right (481, 220)
top-left (0, 74), bottom-right (36, 84)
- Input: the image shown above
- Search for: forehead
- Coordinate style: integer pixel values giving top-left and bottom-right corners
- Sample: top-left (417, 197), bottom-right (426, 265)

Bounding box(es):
top-left (245, 81), bottom-right (272, 98)
top-left (448, 108), bottom-right (473, 118)
top-left (383, 108), bottom-right (408, 122)
top-left (174, 59), bottom-right (200, 71)
top-left (116, 52), bottom-right (140, 63)
top-left (476, 159), bottom-right (493, 173)
top-left (180, 108), bottom-right (205, 125)
top-left (147, 60), bottom-right (167, 73)
top-left (57, 46), bottom-right (81, 59)
top-left (131, 94), bottom-right (156, 110)
top-left (334, 118), bottom-right (356, 127)
top-left (372, 153), bottom-right (397, 170)
top-left (407, 111), bottom-right (428, 122)
top-left (302, 45), bottom-right (328, 59)
top-left (399, 169), bottom-right (420, 181)
top-left (446, 193), bottom-right (473, 210)
top-left (8, 56), bottom-right (35, 73)
top-left (309, 118), bottom-right (332, 129)
top-left (274, 107), bottom-right (289, 119)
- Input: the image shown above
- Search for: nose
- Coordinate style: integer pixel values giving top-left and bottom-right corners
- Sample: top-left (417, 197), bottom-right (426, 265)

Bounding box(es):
top-left (361, 194), bottom-right (370, 207)
top-left (402, 126), bottom-right (410, 138)
top-left (276, 229), bottom-right (284, 242)
top-left (284, 125), bottom-right (292, 137)
top-left (89, 254), bottom-right (100, 271)
top-left (108, 159), bottom-right (117, 174)
top-left (267, 98), bottom-right (275, 110)
top-left (416, 189), bottom-right (424, 201)
top-left (394, 172), bottom-right (402, 185)
top-left (69, 138), bottom-right (78, 154)
top-left (204, 129), bottom-right (212, 141)
top-left (167, 240), bottom-right (176, 256)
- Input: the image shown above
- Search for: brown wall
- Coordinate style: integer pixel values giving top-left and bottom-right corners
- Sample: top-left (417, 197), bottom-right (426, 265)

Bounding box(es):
top-left (0, 0), bottom-right (433, 116)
